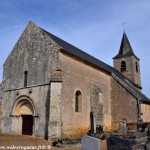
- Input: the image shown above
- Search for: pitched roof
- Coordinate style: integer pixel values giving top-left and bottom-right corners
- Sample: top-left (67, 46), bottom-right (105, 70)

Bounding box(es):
top-left (113, 32), bottom-right (139, 59)
top-left (40, 27), bottom-right (150, 103)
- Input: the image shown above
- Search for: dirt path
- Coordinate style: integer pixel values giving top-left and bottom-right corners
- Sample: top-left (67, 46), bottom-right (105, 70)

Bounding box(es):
top-left (0, 134), bottom-right (81, 150)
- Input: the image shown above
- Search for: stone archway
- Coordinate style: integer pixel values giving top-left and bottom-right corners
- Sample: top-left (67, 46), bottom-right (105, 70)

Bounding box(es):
top-left (11, 96), bottom-right (36, 135)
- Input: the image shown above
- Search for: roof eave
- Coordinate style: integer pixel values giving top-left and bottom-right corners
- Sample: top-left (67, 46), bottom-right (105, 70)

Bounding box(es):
top-left (112, 73), bottom-right (150, 103)
top-left (113, 53), bottom-right (140, 60)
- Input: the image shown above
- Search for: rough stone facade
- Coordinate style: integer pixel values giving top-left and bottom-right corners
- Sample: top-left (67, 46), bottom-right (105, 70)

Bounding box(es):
top-left (111, 77), bottom-right (138, 130)
top-left (0, 22), bottom-right (62, 138)
top-left (141, 103), bottom-right (150, 123)
top-left (2, 86), bottom-right (50, 136)
top-left (113, 56), bottom-right (141, 87)
top-left (3, 22), bottom-right (60, 88)
top-left (49, 82), bottom-right (62, 138)
top-left (113, 33), bottom-right (141, 88)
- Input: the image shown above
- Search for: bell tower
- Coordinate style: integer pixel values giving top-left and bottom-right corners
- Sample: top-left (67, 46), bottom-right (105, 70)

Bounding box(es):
top-left (113, 32), bottom-right (141, 89)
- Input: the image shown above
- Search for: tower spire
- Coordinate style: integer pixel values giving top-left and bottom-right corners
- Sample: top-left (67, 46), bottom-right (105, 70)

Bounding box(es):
top-left (113, 32), bottom-right (137, 59)
top-left (113, 32), bottom-right (141, 89)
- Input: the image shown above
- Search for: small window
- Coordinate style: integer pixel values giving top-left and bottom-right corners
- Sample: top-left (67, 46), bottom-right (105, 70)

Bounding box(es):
top-left (24, 71), bottom-right (28, 87)
top-left (136, 62), bottom-right (139, 72)
top-left (121, 61), bottom-right (126, 71)
top-left (75, 90), bottom-right (82, 112)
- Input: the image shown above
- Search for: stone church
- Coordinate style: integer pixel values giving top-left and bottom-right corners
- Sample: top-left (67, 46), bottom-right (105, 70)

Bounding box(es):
top-left (0, 21), bottom-right (150, 139)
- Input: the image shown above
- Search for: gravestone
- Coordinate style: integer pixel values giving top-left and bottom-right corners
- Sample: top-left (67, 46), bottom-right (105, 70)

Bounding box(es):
top-left (119, 118), bottom-right (127, 134)
top-left (81, 135), bottom-right (100, 150)
top-left (146, 143), bottom-right (150, 149)
top-left (107, 136), bottom-right (132, 150)
top-left (107, 132), bottom-right (149, 150)
top-left (133, 132), bottom-right (147, 144)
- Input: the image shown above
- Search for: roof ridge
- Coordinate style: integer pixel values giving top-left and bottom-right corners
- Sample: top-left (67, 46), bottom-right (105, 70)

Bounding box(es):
top-left (40, 27), bottom-right (149, 102)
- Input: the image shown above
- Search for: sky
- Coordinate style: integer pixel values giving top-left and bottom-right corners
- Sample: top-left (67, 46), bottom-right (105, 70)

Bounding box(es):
top-left (0, 0), bottom-right (150, 97)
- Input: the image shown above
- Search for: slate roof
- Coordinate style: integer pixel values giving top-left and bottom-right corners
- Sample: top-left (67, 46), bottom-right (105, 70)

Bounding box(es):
top-left (113, 32), bottom-right (139, 60)
top-left (41, 28), bottom-right (150, 103)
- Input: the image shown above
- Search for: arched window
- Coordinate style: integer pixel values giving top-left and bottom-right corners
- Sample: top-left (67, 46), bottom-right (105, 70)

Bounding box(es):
top-left (24, 71), bottom-right (28, 87)
top-left (75, 90), bottom-right (82, 112)
top-left (121, 61), bottom-right (126, 71)
top-left (136, 62), bottom-right (139, 72)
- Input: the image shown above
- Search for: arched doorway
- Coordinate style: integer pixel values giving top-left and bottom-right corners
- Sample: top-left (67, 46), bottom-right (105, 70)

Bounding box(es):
top-left (11, 96), bottom-right (36, 135)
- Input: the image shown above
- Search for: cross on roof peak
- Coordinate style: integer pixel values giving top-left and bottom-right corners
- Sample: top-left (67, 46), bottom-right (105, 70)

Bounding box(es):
top-left (122, 22), bottom-right (126, 32)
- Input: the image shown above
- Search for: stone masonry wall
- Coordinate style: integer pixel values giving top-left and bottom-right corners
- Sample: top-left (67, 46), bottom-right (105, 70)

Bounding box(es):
top-left (141, 103), bottom-right (150, 123)
top-left (60, 52), bottom-right (112, 138)
top-left (0, 22), bottom-right (61, 138)
top-left (2, 21), bottom-right (60, 89)
top-left (111, 77), bottom-right (138, 130)
top-left (0, 85), bottom-right (50, 137)
top-left (113, 56), bottom-right (141, 87)
top-left (49, 82), bottom-right (62, 139)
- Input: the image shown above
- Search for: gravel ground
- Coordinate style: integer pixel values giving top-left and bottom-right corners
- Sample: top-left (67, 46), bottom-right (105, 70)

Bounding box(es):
top-left (0, 134), bottom-right (107, 150)
top-left (0, 134), bottom-right (81, 150)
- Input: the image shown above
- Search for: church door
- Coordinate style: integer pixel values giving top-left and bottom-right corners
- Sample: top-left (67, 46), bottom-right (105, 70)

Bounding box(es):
top-left (22, 115), bottom-right (33, 135)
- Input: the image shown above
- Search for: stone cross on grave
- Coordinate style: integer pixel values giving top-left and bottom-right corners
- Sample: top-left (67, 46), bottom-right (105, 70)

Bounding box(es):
top-left (119, 118), bottom-right (127, 134)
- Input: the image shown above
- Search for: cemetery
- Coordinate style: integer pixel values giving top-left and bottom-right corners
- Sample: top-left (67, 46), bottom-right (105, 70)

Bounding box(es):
top-left (52, 112), bottom-right (150, 150)
top-left (81, 115), bottom-right (150, 150)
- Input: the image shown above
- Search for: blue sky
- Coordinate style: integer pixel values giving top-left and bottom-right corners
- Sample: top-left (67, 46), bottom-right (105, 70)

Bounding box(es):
top-left (0, 0), bottom-right (150, 97)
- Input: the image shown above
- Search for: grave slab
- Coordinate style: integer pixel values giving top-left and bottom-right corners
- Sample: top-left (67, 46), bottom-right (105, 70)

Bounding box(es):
top-left (81, 135), bottom-right (100, 150)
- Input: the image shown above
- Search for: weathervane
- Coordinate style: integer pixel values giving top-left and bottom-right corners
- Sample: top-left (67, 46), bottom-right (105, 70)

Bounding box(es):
top-left (122, 22), bottom-right (126, 32)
